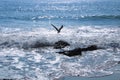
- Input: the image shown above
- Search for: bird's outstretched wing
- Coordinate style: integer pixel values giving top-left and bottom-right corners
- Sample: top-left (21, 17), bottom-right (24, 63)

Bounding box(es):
top-left (59, 25), bottom-right (63, 31)
top-left (51, 24), bottom-right (59, 32)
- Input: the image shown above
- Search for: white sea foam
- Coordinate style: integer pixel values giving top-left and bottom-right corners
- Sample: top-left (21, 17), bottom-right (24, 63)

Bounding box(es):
top-left (0, 26), bottom-right (119, 49)
top-left (0, 26), bottom-right (120, 80)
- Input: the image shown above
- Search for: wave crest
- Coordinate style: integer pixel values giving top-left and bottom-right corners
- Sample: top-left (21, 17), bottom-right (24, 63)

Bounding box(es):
top-left (0, 15), bottom-right (120, 21)
top-left (0, 27), bottom-right (120, 49)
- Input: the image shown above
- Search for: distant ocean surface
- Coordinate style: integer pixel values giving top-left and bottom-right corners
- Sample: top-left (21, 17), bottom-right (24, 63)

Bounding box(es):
top-left (0, 0), bottom-right (120, 29)
top-left (0, 0), bottom-right (120, 80)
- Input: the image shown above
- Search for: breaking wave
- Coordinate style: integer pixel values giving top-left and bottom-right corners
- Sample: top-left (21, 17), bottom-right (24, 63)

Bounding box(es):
top-left (0, 26), bottom-right (120, 49)
top-left (0, 15), bottom-right (120, 21)
top-left (0, 26), bottom-right (120, 80)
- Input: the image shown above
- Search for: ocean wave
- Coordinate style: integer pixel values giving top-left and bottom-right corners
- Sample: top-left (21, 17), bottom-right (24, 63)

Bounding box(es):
top-left (74, 15), bottom-right (120, 20)
top-left (0, 15), bottom-right (120, 21)
top-left (33, 15), bottom-right (120, 20)
top-left (0, 27), bottom-right (120, 80)
top-left (0, 27), bottom-right (120, 49)
top-left (81, 15), bottom-right (120, 19)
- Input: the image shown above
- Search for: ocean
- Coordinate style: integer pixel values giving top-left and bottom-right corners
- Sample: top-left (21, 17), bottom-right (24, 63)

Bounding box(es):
top-left (0, 0), bottom-right (120, 80)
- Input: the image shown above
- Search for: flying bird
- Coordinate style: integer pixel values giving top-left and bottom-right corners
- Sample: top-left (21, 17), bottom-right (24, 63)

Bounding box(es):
top-left (51, 24), bottom-right (63, 33)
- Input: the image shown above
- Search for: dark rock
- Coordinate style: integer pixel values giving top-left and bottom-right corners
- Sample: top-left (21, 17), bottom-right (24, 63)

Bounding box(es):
top-left (22, 41), bottom-right (51, 49)
top-left (30, 41), bottom-right (51, 48)
top-left (57, 45), bottom-right (101, 57)
top-left (54, 40), bottom-right (70, 49)
top-left (58, 48), bottom-right (82, 57)
top-left (1, 79), bottom-right (15, 80)
top-left (82, 45), bottom-right (98, 51)
top-left (118, 61), bottom-right (120, 64)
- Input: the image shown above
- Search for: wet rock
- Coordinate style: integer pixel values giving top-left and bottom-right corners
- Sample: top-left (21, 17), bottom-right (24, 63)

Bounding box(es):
top-left (57, 45), bottom-right (101, 57)
top-left (31, 41), bottom-right (51, 48)
top-left (58, 48), bottom-right (82, 57)
top-left (54, 40), bottom-right (70, 49)
top-left (118, 61), bottom-right (120, 64)
top-left (22, 41), bottom-right (51, 49)
top-left (82, 45), bottom-right (98, 51)
top-left (0, 79), bottom-right (15, 80)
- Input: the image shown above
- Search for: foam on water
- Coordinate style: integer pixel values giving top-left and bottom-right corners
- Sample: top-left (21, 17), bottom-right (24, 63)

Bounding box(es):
top-left (0, 26), bottom-right (119, 49)
top-left (0, 26), bottom-right (120, 80)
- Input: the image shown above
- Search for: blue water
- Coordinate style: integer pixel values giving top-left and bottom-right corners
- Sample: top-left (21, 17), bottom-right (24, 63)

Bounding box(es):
top-left (0, 0), bottom-right (120, 80)
top-left (0, 0), bottom-right (120, 28)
